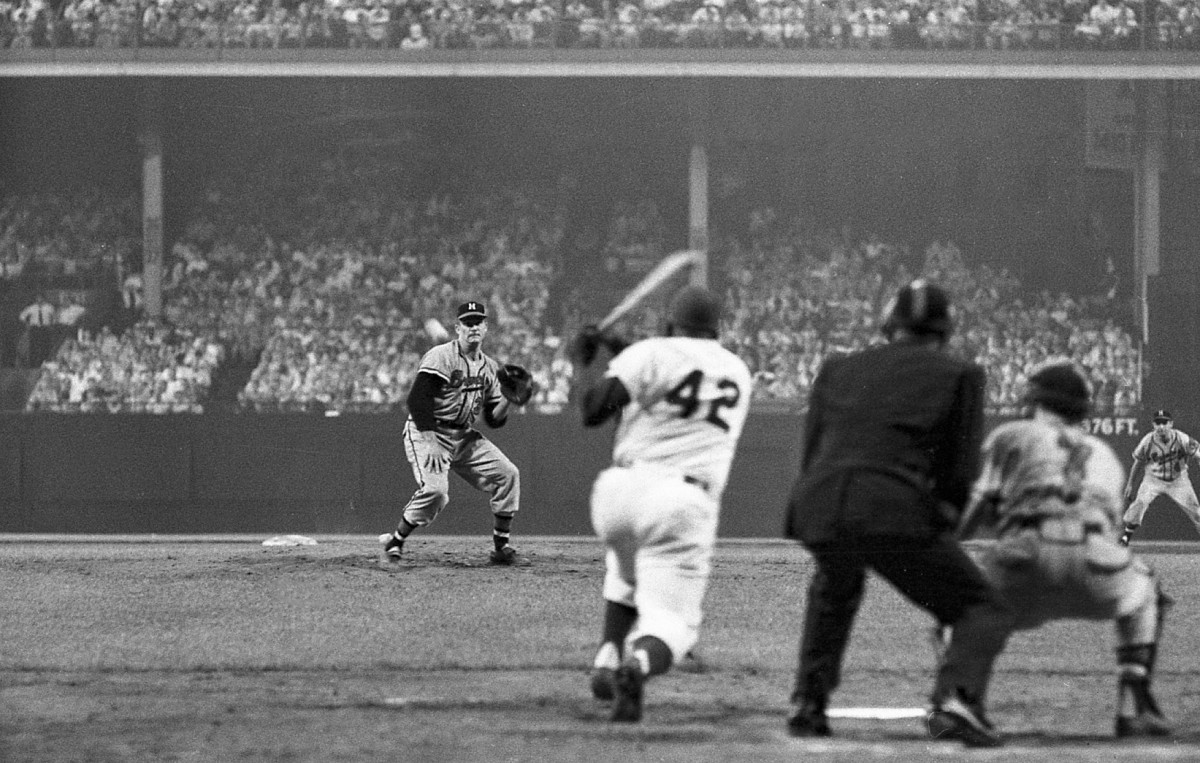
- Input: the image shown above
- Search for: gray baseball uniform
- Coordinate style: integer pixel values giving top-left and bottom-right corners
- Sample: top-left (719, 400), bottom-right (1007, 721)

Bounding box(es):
top-left (401, 339), bottom-right (519, 527)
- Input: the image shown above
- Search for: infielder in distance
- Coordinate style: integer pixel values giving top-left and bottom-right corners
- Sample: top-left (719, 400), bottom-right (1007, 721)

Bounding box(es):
top-left (379, 300), bottom-right (536, 566)
top-left (784, 279), bottom-right (1011, 748)
top-left (958, 361), bottom-right (1171, 738)
top-left (570, 285), bottom-right (753, 724)
top-left (1120, 409), bottom-right (1200, 546)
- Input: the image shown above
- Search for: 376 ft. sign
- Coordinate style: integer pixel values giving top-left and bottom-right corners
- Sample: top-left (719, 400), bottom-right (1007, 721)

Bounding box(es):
top-left (1085, 417), bottom-right (1139, 436)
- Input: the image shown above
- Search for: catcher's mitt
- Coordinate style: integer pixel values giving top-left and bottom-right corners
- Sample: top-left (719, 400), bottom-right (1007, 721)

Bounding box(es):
top-left (497, 363), bottom-right (537, 406)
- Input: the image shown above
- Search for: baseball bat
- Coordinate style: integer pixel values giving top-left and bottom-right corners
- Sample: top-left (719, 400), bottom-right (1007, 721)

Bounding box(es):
top-left (424, 317), bottom-right (451, 342)
top-left (597, 250), bottom-right (703, 332)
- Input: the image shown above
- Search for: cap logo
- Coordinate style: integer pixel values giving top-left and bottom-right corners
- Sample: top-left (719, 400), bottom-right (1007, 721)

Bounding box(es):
top-left (910, 280), bottom-right (928, 321)
top-left (457, 300), bottom-right (487, 320)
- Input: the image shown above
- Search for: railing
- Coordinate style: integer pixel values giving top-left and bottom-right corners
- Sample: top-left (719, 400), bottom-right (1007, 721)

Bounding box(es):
top-left (2, 10), bottom-right (1198, 54)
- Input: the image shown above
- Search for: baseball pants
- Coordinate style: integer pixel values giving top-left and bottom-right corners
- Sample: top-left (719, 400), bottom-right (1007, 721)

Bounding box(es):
top-left (590, 464), bottom-right (719, 662)
top-left (400, 420), bottom-right (520, 527)
top-left (978, 519), bottom-right (1160, 644)
top-left (1124, 474), bottom-right (1200, 533)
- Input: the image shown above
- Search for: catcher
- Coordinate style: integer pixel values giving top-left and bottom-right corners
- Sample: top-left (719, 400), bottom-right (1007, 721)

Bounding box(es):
top-left (379, 300), bottom-right (537, 566)
top-left (957, 360), bottom-right (1172, 739)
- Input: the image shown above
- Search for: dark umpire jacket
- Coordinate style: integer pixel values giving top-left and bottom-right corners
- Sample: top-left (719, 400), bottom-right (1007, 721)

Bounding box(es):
top-left (785, 338), bottom-right (987, 544)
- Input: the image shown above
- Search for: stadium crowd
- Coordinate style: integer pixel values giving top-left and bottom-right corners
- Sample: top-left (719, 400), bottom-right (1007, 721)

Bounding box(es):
top-left (713, 210), bottom-right (1140, 413)
top-left (157, 157), bottom-right (569, 413)
top-left (4, 169), bottom-right (1142, 415)
top-left (2, 0), bottom-right (1197, 51)
top-left (0, 189), bottom-right (139, 282)
top-left (25, 320), bottom-right (223, 412)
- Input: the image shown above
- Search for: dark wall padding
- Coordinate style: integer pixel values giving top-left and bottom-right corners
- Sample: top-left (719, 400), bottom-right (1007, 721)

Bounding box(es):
top-left (0, 412), bottom-right (1190, 540)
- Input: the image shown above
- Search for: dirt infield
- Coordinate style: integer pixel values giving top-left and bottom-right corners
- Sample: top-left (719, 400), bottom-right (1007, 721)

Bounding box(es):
top-left (2, 536), bottom-right (1199, 761)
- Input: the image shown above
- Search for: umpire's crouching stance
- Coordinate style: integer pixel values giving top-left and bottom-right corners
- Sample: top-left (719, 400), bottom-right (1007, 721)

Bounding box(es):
top-left (784, 279), bottom-right (1012, 747)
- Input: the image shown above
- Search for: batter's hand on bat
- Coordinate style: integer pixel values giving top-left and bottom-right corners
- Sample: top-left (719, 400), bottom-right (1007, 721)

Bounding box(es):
top-left (569, 325), bottom-right (604, 367)
top-left (569, 325), bottom-right (628, 367)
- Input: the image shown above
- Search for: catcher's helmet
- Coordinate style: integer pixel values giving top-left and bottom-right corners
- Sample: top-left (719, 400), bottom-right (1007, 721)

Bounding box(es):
top-left (881, 279), bottom-right (953, 340)
top-left (1024, 360), bottom-right (1091, 423)
top-left (667, 285), bottom-right (720, 337)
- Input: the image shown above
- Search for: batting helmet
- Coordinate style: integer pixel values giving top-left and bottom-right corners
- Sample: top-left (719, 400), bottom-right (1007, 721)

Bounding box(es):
top-left (881, 279), bottom-right (953, 340)
top-left (667, 285), bottom-right (720, 337)
top-left (1024, 360), bottom-right (1092, 423)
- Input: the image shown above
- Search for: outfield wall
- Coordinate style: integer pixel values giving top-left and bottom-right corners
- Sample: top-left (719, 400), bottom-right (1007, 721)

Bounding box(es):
top-left (0, 412), bottom-right (1192, 540)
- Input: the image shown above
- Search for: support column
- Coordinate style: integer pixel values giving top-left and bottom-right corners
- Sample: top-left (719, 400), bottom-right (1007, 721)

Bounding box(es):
top-left (1133, 81), bottom-right (1163, 346)
top-left (686, 80), bottom-right (712, 289)
top-left (688, 143), bottom-right (709, 288)
top-left (140, 79), bottom-right (164, 320)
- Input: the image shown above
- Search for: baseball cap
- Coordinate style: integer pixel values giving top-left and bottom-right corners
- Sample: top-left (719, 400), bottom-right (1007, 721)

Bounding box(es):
top-left (1153, 409), bottom-right (1173, 423)
top-left (1024, 361), bottom-right (1091, 422)
top-left (457, 301), bottom-right (486, 321)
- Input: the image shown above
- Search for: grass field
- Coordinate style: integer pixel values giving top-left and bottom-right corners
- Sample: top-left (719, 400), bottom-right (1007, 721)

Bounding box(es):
top-left (2, 535), bottom-right (1199, 762)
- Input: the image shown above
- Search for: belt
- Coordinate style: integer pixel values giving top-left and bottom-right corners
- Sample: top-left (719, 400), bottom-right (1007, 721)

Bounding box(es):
top-left (1012, 485), bottom-right (1079, 505)
top-left (615, 460), bottom-right (710, 494)
top-left (1013, 516), bottom-right (1104, 533)
top-left (1010, 515), bottom-right (1106, 543)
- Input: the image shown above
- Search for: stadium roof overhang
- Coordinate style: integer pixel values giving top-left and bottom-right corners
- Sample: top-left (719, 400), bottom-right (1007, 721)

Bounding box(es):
top-left (2, 49), bottom-right (1200, 79)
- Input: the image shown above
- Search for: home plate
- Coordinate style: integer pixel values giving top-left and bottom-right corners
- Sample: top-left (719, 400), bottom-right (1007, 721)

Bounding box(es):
top-left (827, 707), bottom-right (926, 720)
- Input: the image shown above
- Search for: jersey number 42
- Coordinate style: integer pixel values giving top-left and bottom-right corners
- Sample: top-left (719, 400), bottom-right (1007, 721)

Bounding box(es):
top-left (665, 370), bottom-right (741, 431)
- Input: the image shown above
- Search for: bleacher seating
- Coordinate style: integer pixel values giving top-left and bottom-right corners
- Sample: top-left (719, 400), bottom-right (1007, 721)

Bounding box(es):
top-left (4, 0), bottom-right (1196, 51)
top-left (6, 173), bottom-right (1144, 416)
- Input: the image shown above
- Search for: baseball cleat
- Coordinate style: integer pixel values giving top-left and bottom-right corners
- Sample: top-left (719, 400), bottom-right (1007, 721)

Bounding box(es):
top-left (927, 695), bottom-right (1002, 748)
top-left (489, 545), bottom-right (517, 565)
top-left (1116, 711), bottom-right (1172, 738)
top-left (786, 701), bottom-right (831, 737)
top-left (610, 657), bottom-right (645, 723)
top-left (590, 667), bottom-right (615, 701)
top-left (379, 532), bottom-right (404, 564)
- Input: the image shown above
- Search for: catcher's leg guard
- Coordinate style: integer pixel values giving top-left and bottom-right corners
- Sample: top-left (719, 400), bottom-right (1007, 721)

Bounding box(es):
top-left (1114, 584), bottom-right (1173, 737)
top-left (1114, 652), bottom-right (1171, 738)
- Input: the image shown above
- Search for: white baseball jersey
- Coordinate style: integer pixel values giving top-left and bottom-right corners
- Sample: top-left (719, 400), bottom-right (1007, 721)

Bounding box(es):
top-left (1132, 429), bottom-right (1199, 482)
top-left (414, 341), bottom-right (504, 430)
top-left (605, 336), bottom-right (753, 499)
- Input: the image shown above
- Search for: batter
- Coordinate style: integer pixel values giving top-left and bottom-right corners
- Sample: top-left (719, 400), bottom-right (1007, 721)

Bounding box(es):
top-left (570, 285), bottom-right (752, 723)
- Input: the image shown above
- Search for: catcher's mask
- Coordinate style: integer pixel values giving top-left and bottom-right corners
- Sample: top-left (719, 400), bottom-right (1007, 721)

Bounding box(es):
top-left (881, 279), bottom-right (953, 341)
top-left (666, 285), bottom-right (720, 338)
top-left (1023, 360), bottom-right (1091, 424)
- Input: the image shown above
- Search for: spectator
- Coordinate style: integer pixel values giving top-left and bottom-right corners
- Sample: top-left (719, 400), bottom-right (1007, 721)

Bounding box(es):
top-left (18, 292), bottom-right (56, 367)
top-left (123, 270), bottom-right (144, 321)
top-left (55, 293), bottom-right (87, 343)
top-left (399, 20), bottom-right (430, 47)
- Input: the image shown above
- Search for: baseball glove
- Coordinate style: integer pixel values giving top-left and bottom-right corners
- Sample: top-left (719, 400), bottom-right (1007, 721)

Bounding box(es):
top-left (497, 363), bottom-right (537, 406)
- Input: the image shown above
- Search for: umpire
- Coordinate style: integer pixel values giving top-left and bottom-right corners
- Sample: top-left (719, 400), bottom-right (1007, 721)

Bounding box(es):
top-left (784, 279), bottom-right (1012, 747)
